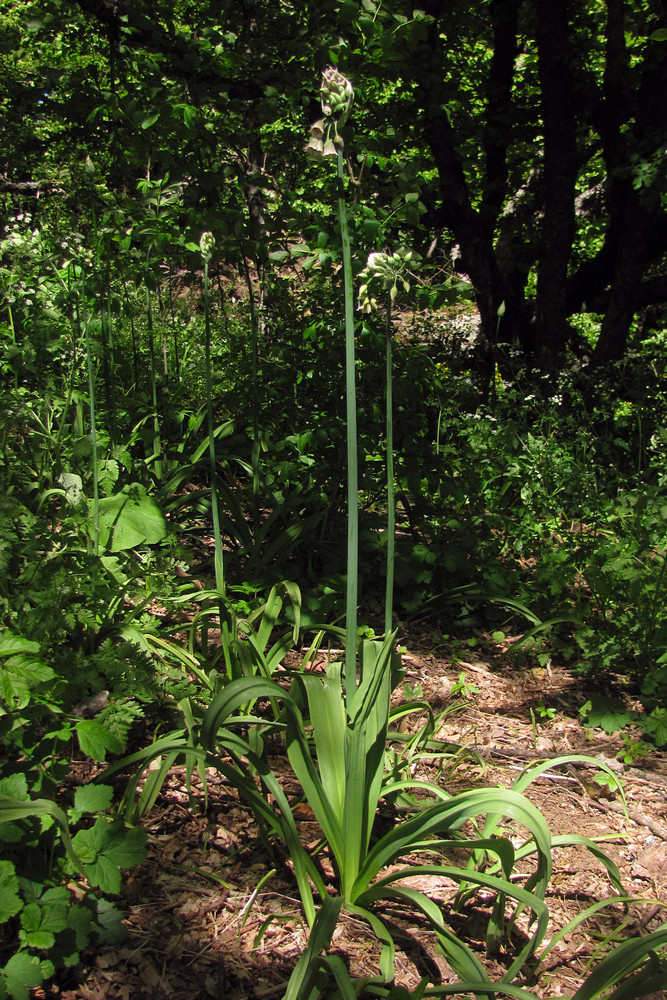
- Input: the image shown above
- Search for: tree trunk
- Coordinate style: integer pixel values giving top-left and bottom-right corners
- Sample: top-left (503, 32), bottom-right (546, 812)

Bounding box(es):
top-left (534, 0), bottom-right (577, 359)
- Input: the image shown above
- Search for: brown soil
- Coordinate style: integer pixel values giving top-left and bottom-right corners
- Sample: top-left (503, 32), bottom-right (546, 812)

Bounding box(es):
top-left (47, 631), bottom-right (667, 1000)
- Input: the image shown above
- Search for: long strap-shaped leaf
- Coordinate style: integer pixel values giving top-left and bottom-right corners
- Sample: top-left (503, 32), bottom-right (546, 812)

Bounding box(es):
top-left (284, 895), bottom-right (344, 1000)
top-left (0, 796), bottom-right (85, 878)
top-left (570, 923), bottom-right (667, 1000)
top-left (363, 864), bottom-right (549, 982)
top-left (355, 788), bottom-right (552, 899)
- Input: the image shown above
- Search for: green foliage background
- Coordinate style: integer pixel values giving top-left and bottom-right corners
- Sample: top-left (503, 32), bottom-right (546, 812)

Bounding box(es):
top-left (2, 0), bottom-right (667, 995)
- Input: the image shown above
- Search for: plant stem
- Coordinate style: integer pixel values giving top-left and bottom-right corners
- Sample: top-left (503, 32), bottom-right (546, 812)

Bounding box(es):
top-left (204, 258), bottom-right (225, 597)
top-left (337, 148), bottom-right (358, 688)
top-left (146, 286), bottom-right (164, 478)
top-left (242, 250), bottom-right (261, 535)
top-left (80, 289), bottom-right (100, 556)
top-left (384, 294), bottom-right (395, 636)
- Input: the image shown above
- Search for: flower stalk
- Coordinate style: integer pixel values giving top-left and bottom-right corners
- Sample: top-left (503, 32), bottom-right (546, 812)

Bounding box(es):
top-left (358, 248), bottom-right (415, 634)
top-left (307, 68), bottom-right (359, 687)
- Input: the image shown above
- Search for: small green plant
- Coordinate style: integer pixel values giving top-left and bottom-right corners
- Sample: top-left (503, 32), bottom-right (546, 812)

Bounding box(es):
top-left (0, 782), bottom-right (145, 1000)
top-left (450, 670), bottom-right (480, 700)
top-left (529, 703), bottom-right (556, 750)
top-left (617, 732), bottom-right (651, 765)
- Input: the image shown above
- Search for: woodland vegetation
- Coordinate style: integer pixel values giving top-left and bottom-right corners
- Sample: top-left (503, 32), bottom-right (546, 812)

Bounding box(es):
top-left (2, 1), bottom-right (667, 997)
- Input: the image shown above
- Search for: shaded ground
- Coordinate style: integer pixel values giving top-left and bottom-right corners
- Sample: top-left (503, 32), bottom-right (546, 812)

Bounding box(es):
top-left (46, 631), bottom-right (667, 1000)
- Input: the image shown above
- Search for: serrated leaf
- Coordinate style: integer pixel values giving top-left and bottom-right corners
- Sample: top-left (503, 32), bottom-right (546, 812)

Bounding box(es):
top-left (580, 695), bottom-right (631, 734)
top-left (67, 904), bottom-right (93, 951)
top-left (75, 720), bottom-right (123, 762)
top-left (73, 785), bottom-right (113, 815)
top-left (3, 951), bottom-right (43, 1000)
top-left (0, 860), bottom-right (22, 922)
top-left (20, 928), bottom-right (54, 949)
top-left (19, 903), bottom-right (42, 933)
top-left (0, 775), bottom-right (28, 800)
top-left (95, 898), bottom-right (126, 943)
top-left (86, 854), bottom-right (122, 894)
top-left (102, 824), bottom-right (147, 870)
top-left (5, 655), bottom-right (54, 683)
top-left (98, 460), bottom-right (119, 497)
top-left (73, 819), bottom-right (146, 892)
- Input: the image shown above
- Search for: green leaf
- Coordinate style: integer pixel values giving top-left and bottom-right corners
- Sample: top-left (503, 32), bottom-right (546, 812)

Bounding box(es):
top-left (73, 819), bottom-right (146, 893)
top-left (643, 707), bottom-right (667, 746)
top-left (2, 952), bottom-right (43, 1000)
top-left (19, 894), bottom-right (66, 948)
top-left (94, 898), bottom-right (127, 943)
top-left (76, 720), bottom-right (123, 762)
top-left (579, 695), bottom-right (632, 734)
top-left (86, 483), bottom-right (167, 553)
top-left (0, 634), bottom-right (40, 657)
top-left (0, 861), bottom-right (22, 923)
top-left (73, 785), bottom-right (113, 815)
top-left (0, 775), bottom-right (28, 800)
top-left (0, 797), bottom-right (84, 876)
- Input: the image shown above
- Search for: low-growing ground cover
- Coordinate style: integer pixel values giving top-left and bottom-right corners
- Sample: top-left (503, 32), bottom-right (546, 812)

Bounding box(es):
top-left (38, 632), bottom-right (667, 1000)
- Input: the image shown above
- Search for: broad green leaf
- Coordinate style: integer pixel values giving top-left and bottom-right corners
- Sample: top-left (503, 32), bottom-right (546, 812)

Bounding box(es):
top-left (0, 775), bottom-right (28, 800)
top-left (2, 952), bottom-right (43, 1000)
top-left (73, 784), bottom-right (113, 815)
top-left (19, 900), bottom-right (60, 948)
top-left (75, 720), bottom-right (123, 762)
top-left (72, 819), bottom-right (147, 894)
top-left (0, 861), bottom-right (22, 923)
top-left (0, 634), bottom-right (39, 657)
top-left (85, 483), bottom-right (167, 552)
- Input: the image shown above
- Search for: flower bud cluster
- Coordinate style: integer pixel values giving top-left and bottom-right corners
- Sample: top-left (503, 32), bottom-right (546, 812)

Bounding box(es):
top-left (305, 67), bottom-right (354, 160)
top-left (357, 249), bottom-right (414, 314)
top-left (199, 231), bottom-right (215, 263)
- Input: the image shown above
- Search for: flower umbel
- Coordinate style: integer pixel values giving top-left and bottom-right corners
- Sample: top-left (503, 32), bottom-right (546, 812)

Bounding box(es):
top-left (305, 67), bottom-right (354, 159)
top-left (357, 248), bottom-right (415, 313)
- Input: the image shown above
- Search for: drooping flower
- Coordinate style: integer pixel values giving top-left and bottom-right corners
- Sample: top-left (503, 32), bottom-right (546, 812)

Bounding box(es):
top-left (305, 67), bottom-right (354, 159)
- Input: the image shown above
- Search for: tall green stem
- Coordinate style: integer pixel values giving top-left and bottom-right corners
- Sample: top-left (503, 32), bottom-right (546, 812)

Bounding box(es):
top-left (384, 296), bottom-right (395, 636)
top-left (204, 258), bottom-right (225, 596)
top-left (146, 286), bottom-right (164, 478)
top-left (79, 288), bottom-right (100, 556)
top-left (336, 149), bottom-right (358, 688)
top-left (242, 251), bottom-right (261, 532)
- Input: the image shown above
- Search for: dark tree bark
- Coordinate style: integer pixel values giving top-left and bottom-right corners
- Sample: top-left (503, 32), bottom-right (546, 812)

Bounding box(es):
top-left (416, 2), bottom-right (519, 351)
top-left (590, 0), bottom-right (667, 364)
top-left (534, 0), bottom-right (578, 358)
top-left (480, 0), bottom-right (521, 234)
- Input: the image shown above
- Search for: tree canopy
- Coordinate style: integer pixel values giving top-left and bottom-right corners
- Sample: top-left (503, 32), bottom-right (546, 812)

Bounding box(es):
top-left (3, 0), bottom-right (667, 372)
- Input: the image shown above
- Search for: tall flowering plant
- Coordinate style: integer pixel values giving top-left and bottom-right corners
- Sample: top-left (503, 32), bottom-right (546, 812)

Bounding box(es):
top-left (306, 67), bottom-right (360, 686)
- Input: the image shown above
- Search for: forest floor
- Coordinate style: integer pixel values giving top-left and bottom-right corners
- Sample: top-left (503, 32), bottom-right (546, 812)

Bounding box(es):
top-left (48, 629), bottom-right (667, 1000)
